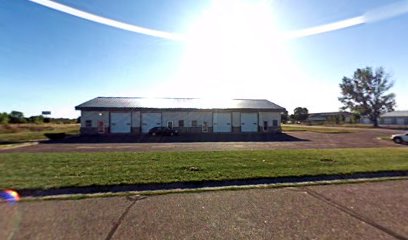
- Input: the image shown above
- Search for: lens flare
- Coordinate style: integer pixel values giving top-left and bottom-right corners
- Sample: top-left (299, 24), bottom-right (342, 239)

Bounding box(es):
top-left (0, 190), bottom-right (20, 202)
top-left (29, 0), bottom-right (408, 41)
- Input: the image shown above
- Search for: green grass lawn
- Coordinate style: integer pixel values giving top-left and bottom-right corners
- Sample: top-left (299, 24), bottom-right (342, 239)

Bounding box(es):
top-left (282, 124), bottom-right (355, 133)
top-left (0, 148), bottom-right (407, 190)
top-left (0, 124), bottom-right (79, 143)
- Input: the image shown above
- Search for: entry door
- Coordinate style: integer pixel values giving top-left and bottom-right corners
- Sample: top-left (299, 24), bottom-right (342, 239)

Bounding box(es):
top-left (97, 121), bottom-right (105, 134)
top-left (241, 113), bottom-right (258, 132)
top-left (111, 113), bottom-right (131, 133)
top-left (142, 113), bottom-right (162, 133)
top-left (213, 113), bottom-right (231, 132)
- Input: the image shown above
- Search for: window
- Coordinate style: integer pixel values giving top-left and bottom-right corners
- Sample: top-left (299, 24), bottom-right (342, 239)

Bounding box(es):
top-left (192, 120), bottom-right (198, 127)
top-left (272, 120), bottom-right (278, 127)
top-left (85, 120), bottom-right (92, 128)
top-left (167, 121), bottom-right (173, 129)
top-left (404, 118), bottom-right (408, 125)
top-left (178, 120), bottom-right (184, 127)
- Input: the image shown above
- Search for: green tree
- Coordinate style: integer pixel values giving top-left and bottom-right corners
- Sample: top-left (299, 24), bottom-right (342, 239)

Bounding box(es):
top-left (293, 107), bottom-right (309, 122)
top-left (351, 112), bottom-right (361, 124)
top-left (339, 67), bottom-right (396, 127)
top-left (281, 111), bottom-right (288, 124)
top-left (9, 111), bottom-right (26, 123)
top-left (0, 112), bottom-right (9, 124)
top-left (28, 115), bottom-right (44, 124)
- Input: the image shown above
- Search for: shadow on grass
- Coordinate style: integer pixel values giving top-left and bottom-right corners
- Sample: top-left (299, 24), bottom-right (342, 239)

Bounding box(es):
top-left (0, 141), bottom-right (23, 145)
top-left (43, 133), bottom-right (309, 144)
top-left (18, 170), bottom-right (408, 198)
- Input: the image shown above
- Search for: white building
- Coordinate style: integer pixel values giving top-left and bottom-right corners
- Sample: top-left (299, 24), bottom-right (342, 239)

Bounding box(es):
top-left (380, 111), bottom-right (408, 127)
top-left (75, 97), bottom-right (285, 135)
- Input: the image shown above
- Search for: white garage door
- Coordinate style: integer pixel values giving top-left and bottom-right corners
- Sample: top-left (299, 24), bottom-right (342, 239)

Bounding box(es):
top-left (142, 113), bottom-right (162, 133)
top-left (213, 113), bottom-right (231, 132)
top-left (241, 113), bottom-right (258, 132)
top-left (111, 112), bottom-right (131, 133)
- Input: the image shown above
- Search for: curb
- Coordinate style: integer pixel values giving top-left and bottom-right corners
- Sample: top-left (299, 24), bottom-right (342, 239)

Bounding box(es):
top-left (18, 171), bottom-right (408, 199)
top-left (22, 176), bottom-right (408, 201)
top-left (0, 141), bottom-right (39, 150)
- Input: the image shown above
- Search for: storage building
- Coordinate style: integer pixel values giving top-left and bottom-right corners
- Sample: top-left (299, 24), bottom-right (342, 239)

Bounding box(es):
top-left (75, 97), bottom-right (285, 135)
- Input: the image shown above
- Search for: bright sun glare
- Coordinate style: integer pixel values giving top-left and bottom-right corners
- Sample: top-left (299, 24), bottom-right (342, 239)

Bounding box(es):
top-left (162, 0), bottom-right (301, 100)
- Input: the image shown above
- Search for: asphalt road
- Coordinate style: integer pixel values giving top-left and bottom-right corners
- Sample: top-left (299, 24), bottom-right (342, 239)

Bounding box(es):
top-left (1, 180), bottom-right (407, 239)
top-left (1, 128), bottom-right (404, 153)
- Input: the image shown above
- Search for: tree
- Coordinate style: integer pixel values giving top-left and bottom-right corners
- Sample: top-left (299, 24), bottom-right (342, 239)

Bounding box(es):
top-left (293, 107), bottom-right (309, 122)
top-left (281, 111), bottom-right (288, 124)
top-left (338, 67), bottom-right (396, 127)
top-left (350, 112), bottom-right (361, 124)
top-left (28, 115), bottom-right (44, 124)
top-left (9, 111), bottom-right (26, 123)
top-left (0, 112), bottom-right (9, 124)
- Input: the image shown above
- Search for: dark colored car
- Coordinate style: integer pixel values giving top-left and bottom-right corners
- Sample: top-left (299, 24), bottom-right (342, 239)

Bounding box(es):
top-left (148, 127), bottom-right (179, 136)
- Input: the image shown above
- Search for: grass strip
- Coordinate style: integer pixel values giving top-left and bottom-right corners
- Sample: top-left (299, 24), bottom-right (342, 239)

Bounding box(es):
top-left (0, 124), bottom-right (79, 143)
top-left (0, 148), bottom-right (407, 190)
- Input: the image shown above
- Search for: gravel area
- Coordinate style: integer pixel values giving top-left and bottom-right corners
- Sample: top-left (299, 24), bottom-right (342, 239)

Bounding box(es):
top-left (0, 128), bottom-right (404, 153)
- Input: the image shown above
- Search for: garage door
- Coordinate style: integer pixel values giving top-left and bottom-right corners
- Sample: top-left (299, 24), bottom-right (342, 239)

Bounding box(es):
top-left (111, 112), bottom-right (131, 133)
top-left (213, 113), bottom-right (231, 132)
top-left (241, 113), bottom-right (258, 132)
top-left (142, 113), bottom-right (162, 133)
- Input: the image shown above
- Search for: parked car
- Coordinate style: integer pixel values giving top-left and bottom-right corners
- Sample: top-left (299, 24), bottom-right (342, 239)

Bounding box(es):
top-left (148, 127), bottom-right (179, 136)
top-left (391, 132), bottom-right (408, 144)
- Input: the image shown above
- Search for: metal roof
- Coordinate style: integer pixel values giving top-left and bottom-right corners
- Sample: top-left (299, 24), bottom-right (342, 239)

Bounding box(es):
top-left (75, 97), bottom-right (285, 111)
top-left (381, 111), bottom-right (408, 117)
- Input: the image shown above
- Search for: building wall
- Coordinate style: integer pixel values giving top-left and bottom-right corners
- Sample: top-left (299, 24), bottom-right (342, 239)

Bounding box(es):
top-left (80, 111), bottom-right (109, 128)
top-left (80, 111), bottom-right (109, 134)
top-left (259, 112), bottom-right (281, 132)
top-left (232, 112), bottom-right (240, 127)
top-left (132, 111), bottom-right (141, 127)
top-left (360, 117), bottom-right (373, 124)
top-left (382, 117), bottom-right (394, 125)
top-left (79, 110), bottom-right (281, 135)
top-left (308, 114), bottom-right (352, 124)
top-left (162, 111), bottom-right (213, 127)
top-left (380, 117), bottom-right (408, 127)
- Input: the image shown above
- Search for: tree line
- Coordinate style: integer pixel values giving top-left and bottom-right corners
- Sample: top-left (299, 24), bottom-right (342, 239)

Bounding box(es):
top-left (0, 111), bottom-right (77, 124)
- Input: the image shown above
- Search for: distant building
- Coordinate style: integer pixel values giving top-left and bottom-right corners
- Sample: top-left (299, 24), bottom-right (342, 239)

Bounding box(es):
top-left (379, 111), bottom-right (408, 127)
top-left (75, 97), bottom-right (286, 135)
top-left (306, 112), bottom-right (352, 124)
top-left (359, 116), bottom-right (373, 125)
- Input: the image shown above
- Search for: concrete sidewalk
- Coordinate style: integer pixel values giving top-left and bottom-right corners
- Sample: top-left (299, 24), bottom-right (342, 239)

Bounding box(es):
top-left (1, 180), bottom-right (407, 239)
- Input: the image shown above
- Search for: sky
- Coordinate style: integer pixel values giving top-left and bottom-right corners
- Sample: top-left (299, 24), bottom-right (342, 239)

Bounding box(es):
top-left (1, 0), bottom-right (407, 118)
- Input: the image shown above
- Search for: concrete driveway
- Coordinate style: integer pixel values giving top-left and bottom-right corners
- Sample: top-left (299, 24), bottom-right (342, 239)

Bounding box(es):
top-left (1, 180), bottom-right (407, 239)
